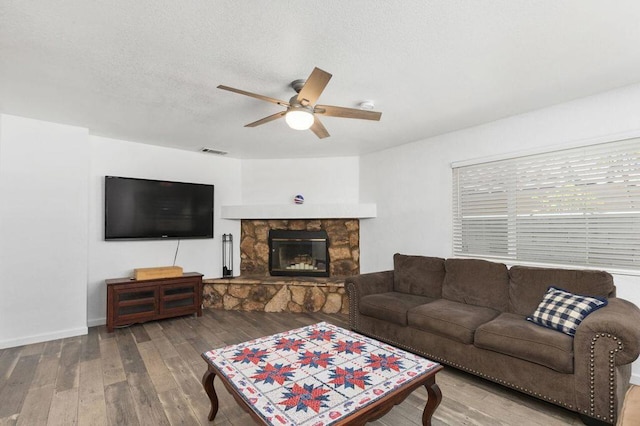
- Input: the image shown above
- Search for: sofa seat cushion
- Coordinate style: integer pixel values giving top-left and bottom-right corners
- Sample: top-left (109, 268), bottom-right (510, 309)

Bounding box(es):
top-left (359, 292), bottom-right (435, 326)
top-left (475, 312), bottom-right (574, 373)
top-left (407, 299), bottom-right (500, 344)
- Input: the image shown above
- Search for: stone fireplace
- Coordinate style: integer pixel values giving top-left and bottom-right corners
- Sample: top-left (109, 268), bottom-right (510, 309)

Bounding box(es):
top-left (202, 218), bottom-right (360, 314)
top-left (240, 219), bottom-right (359, 277)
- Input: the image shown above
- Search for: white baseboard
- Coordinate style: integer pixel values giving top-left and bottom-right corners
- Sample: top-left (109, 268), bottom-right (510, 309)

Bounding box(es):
top-left (87, 317), bottom-right (106, 328)
top-left (0, 326), bottom-right (88, 349)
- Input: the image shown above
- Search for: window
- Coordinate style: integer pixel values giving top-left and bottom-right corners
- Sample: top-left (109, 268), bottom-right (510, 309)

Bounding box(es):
top-left (452, 138), bottom-right (640, 271)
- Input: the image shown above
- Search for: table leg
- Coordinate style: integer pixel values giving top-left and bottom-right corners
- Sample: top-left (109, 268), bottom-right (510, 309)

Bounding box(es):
top-left (421, 376), bottom-right (442, 426)
top-left (201, 369), bottom-right (219, 421)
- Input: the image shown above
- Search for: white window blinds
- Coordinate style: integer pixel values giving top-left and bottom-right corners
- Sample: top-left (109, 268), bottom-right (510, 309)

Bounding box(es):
top-left (452, 138), bottom-right (640, 270)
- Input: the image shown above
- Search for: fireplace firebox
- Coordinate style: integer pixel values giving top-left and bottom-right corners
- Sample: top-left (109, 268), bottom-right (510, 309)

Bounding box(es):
top-left (268, 229), bottom-right (329, 277)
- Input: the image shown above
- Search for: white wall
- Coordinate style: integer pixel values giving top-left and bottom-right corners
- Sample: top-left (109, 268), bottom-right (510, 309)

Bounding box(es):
top-left (241, 157), bottom-right (359, 204)
top-left (0, 115), bottom-right (89, 348)
top-left (0, 114), bottom-right (242, 345)
top-left (87, 136), bottom-right (241, 326)
top-left (359, 82), bottom-right (640, 384)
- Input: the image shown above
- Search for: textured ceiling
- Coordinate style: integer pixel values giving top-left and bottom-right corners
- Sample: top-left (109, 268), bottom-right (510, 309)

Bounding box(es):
top-left (2, 1), bottom-right (640, 159)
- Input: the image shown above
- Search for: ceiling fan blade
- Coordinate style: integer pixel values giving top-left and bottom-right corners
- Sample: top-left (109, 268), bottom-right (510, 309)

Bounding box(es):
top-left (315, 104), bottom-right (382, 121)
top-left (245, 111), bottom-right (286, 127)
top-left (296, 67), bottom-right (332, 106)
top-left (218, 85), bottom-right (289, 106)
top-left (310, 117), bottom-right (330, 139)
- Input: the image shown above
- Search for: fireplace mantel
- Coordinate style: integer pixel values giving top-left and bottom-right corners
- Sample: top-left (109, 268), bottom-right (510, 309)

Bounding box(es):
top-left (221, 203), bottom-right (376, 220)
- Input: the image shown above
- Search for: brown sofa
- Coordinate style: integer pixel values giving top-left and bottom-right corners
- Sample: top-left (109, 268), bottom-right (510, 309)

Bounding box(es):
top-left (345, 254), bottom-right (640, 425)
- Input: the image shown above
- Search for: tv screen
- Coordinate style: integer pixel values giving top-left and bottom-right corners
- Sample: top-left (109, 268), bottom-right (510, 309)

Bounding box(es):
top-left (105, 176), bottom-right (214, 240)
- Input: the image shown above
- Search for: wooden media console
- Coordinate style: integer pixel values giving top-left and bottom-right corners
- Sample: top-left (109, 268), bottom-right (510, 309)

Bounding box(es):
top-left (106, 272), bottom-right (203, 332)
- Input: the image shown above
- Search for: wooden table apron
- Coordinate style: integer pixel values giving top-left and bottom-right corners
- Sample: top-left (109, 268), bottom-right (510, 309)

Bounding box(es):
top-left (201, 358), bottom-right (444, 426)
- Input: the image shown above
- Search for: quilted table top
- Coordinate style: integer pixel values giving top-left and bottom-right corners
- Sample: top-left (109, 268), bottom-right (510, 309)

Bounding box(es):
top-left (202, 321), bottom-right (439, 426)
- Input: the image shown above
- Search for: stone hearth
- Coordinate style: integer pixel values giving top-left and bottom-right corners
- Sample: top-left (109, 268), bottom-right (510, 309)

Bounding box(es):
top-left (202, 276), bottom-right (348, 314)
top-left (202, 218), bottom-right (359, 314)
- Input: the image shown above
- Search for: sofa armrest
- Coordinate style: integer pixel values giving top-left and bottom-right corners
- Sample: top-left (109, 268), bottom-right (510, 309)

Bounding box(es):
top-left (345, 270), bottom-right (394, 299)
top-left (573, 298), bottom-right (640, 422)
top-left (345, 271), bottom-right (394, 330)
top-left (575, 298), bottom-right (640, 366)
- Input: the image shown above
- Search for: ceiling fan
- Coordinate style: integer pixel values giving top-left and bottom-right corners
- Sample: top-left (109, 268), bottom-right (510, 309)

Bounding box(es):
top-left (217, 67), bottom-right (382, 139)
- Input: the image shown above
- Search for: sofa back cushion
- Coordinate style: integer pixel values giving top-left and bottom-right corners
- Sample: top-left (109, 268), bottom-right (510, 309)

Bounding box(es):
top-left (393, 254), bottom-right (445, 298)
top-left (508, 265), bottom-right (615, 316)
top-left (442, 258), bottom-right (509, 311)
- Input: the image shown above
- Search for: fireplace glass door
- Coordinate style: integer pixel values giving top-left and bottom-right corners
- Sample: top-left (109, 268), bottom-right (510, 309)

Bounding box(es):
top-left (269, 230), bottom-right (329, 277)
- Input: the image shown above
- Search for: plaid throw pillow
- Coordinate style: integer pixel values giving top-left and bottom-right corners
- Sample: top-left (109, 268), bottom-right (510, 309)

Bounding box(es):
top-left (526, 286), bottom-right (608, 336)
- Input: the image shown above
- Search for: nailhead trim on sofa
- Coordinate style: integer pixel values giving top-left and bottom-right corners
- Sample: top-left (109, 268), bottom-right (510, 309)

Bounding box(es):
top-left (587, 333), bottom-right (623, 422)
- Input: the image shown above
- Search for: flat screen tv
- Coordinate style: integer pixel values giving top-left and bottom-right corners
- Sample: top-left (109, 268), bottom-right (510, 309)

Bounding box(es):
top-left (105, 176), bottom-right (214, 240)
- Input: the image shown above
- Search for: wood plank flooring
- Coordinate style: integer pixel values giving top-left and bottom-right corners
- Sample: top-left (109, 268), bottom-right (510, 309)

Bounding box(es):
top-left (0, 310), bottom-right (586, 425)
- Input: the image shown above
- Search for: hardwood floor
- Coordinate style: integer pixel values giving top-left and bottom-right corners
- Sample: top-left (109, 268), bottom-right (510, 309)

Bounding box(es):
top-left (0, 310), bottom-right (585, 425)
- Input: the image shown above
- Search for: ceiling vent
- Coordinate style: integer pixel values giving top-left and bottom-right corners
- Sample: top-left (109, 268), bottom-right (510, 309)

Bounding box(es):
top-left (201, 147), bottom-right (228, 155)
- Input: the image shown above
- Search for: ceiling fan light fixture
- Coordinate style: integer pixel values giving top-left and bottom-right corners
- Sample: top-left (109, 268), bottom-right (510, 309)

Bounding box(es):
top-left (218, 67), bottom-right (381, 139)
top-left (285, 108), bottom-right (314, 130)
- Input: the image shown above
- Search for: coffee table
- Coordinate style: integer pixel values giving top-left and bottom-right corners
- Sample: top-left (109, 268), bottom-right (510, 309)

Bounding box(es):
top-left (201, 322), bottom-right (443, 425)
